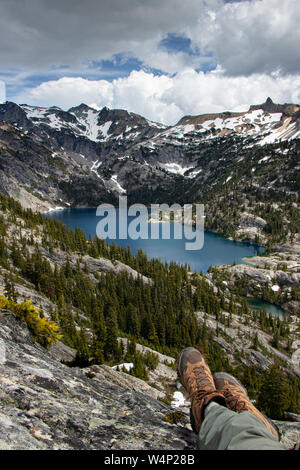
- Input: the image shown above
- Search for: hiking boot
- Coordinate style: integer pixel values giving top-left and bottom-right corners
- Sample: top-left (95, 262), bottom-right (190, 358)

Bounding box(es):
top-left (177, 348), bottom-right (226, 433)
top-left (213, 372), bottom-right (280, 441)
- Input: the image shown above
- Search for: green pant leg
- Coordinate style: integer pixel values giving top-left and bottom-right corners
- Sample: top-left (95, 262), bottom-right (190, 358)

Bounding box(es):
top-left (197, 404), bottom-right (286, 450)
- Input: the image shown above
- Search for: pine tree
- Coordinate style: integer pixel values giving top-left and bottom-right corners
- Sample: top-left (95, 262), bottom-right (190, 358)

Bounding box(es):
top-left (74, 327), bottom-right (90, 366)
top-left (257, 364), bottom-right (290, 419)
top-left (271, 329), bottom-right (280, 349)
top-left (125, 337), bottom-right (137, 362)
top-left (252, 332), bottom-right (259, 351)
top-left (104, 305), bottom-right (120, 361)
top-left (91, 338), bottom-right (104, 365)
top-left (288, 376), bottom-right (300, 414)
top-left (4, 274), bottom-right (17, 302)
top-left (147, 321), bottom-right (159, 348)
top-left (130, 352), bottom-right (149, 381)
top-left (126, 303), bottom-right (140, 338)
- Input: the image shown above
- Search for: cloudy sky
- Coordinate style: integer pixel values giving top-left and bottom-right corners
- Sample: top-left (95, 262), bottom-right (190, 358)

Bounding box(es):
top-left (0, 0), bottom-right (300, 124)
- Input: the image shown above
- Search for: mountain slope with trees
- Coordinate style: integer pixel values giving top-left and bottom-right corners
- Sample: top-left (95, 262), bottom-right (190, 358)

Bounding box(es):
top-left (0, 193), bottom-right (299, 427)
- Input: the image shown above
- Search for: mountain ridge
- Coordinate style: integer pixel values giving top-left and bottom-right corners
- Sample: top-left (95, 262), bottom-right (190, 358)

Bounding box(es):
top-left (0, 97), bottom-right (299, 247)
top-left (2, 96), bottom-right (300, 145)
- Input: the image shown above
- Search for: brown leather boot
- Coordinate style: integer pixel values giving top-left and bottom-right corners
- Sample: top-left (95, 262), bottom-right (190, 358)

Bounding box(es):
top-left (213, 372), bottom-right (280, 441)
top-left (177, 347), bottom-right (226, 433)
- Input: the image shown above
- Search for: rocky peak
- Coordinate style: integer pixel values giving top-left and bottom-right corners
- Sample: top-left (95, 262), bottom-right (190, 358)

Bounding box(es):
top-left (250, 97), bottom-right (300, 116)
top-left (98, 105), bottom-right (111, 121)
top-left (250, 97), bottom-right (279, 114)
top-left (47, 107), bottom-right (79, 125)
top-left (0, 101), bottom-right (32, 130)
top-left (68, 103), bottom-right (96, 114)
top-left (175, 98), bottom-right (300, 132)
top-left (95, 106), bottom-right (162, 143)
top-left (98, 106), bottom-right (146, 127)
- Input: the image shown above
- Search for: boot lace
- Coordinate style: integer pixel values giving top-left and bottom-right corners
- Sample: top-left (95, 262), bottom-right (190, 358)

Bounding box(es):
top-left (222, 384), bottom-right (249, 412)
top-left (187, 366), bottom-right (215, 403)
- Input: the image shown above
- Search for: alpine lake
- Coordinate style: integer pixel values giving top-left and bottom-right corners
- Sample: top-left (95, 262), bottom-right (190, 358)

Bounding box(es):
top-left (45, 208), bottom-right (286, 319)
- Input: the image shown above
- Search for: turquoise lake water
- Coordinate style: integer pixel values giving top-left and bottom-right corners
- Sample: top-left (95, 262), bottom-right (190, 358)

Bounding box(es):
top-left (45, 207), bottom-right (264, 274)
top-left (247, 298), bottom-right (286, 320)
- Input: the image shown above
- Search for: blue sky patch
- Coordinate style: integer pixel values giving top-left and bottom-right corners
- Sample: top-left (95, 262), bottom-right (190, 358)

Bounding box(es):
top-left (159, 34), bottom-right (197, 55)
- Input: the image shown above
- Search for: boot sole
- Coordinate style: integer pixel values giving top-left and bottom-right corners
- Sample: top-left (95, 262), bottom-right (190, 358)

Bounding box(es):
top-left (176, 347), bottom-right (201, 388)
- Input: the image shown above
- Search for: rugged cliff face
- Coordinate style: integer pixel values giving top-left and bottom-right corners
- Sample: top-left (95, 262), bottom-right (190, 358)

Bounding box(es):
top-left (0, 312), bottom-right (195, 450)
top-left (0, 312), bottom-right (299, 450)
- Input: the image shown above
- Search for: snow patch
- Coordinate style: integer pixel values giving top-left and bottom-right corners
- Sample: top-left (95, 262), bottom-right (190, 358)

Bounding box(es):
top-left (125, 131), bottom-right (141, 140)
top-left (112, 363), bottom-right (134, 372)
top-left (182, 124), bottom-right (195, 133)
top-left (171, 391), bottom-right (187, 409)
top-left (111, 175), bottom-right (126, 194)
top-left (82, 108), bottom-right (101, 141)
top-left (187, 169), bottom-right (202, 179)
top-left (90, 160), bottom-right (103, 180)
top-left (22, 105), bottom-right (48, 120)
top-left (98, 121), bottom-right (113, 140)
top-left (117, 155), bottom-right (130, 161)
top-left (44, 206), bottom-right (65, 213)
top-left (91, 160), bottom-right (102, 171)
top-left (199, 109), bottom-right (283, 137)
top-left (162, 163), bottom-right (194, 176)
top-left (146, 119), bottom-right (166, 129)
top-left (258, 156), bottom-right (271, 164)
top-left (271, 285), bottom-right (280, 292)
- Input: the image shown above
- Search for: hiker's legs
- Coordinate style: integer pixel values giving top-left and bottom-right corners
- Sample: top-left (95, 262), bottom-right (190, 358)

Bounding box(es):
top-left (177, 348), bottom-right (285, 450)
top-left (197, 402), bottom-right (286, 450)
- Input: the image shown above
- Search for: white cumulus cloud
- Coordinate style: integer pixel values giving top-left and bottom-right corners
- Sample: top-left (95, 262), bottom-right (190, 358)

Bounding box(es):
top-left (2, 0), bottom-right (299, 77)
top-left (188, 0), bottom-right (300, 75)
top-left (15, 69), bottom-right (300, 125)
